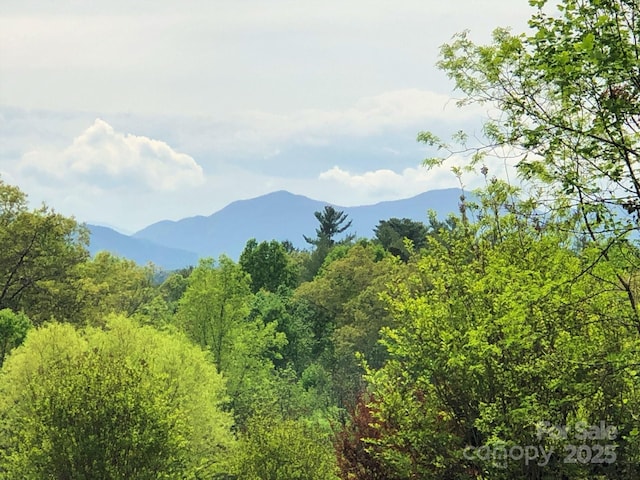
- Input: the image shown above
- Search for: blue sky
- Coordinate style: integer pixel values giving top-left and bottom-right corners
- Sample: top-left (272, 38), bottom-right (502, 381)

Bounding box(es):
top-left (0, 0), bottom-right (532, 233)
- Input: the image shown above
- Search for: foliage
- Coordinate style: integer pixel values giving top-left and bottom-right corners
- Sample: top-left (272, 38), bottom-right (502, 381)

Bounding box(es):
top-left (374, 218), bottom-right (428, 261)
top-left (0, 309), bottom-right (31, 367)
top-left (423, 0), bottom-right (640, 323)
top-left (177, 256), bottom-right (253, 370)
top-left (240, 238), bottom-right (299, 293)
top-left (235, 415), bottom-right (339, 480)
top-left (177, 256), bottom-right (293, 427)
top-left (333, 392), bottom-right (391, 480)
top-left (159, 271), bottom-right (190, 307)
top-left (431, 0), bottom-right (640, 222)
top-left (0, 178), bottom-right (89, 325)
top-left (77, 251), bottom-right (157, 325)
top-left (0, 316), bottom-right (235, 479)
top-left (304, 206), bottom-right (354, 247)
top-left (248, 290), bottom-right (315, 374)
top-left (296, 243), bottom-right (401, 408)
top-left (365, 189), bottom-right (640, 479)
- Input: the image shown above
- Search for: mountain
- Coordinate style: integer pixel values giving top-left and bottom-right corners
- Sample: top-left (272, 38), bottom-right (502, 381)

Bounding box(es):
top-left (132, 188), bottom-right (466, 261)
top-left (87, 224), bottom-right (199, 270)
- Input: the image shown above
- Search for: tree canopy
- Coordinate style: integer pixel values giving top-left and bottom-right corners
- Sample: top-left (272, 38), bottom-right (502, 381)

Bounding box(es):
top-left (240, 238), bottom-right (298, 293)
top-left (0, 178), bottom-right (89, 325)
top-left (374, 217), bottom-right (428, 261)
top-left (0, 316), bottom-right (235, 479)
top-left (2, 2), bottom-right (640, 478)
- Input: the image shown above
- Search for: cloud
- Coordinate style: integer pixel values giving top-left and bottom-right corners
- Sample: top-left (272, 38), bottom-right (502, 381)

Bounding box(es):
top-left (318, 155), bottom-right (518, 204)
top-left (241, 88), bottom-right (481, 145)
top-left (19, 118), bottom-right (204, 191)
top-left (319, 164), bottom-right (458, 199)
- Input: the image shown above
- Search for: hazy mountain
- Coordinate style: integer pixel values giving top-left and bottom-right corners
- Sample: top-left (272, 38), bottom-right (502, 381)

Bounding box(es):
top-left (87, 225), bottom-right (199, 270)
top-left (131, 188), bottom-right (466, 261)
top-left (87, 188), bottom-right (466, 269)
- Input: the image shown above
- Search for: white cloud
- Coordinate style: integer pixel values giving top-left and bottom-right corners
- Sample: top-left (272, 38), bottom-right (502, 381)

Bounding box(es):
top-left (319, 164), bottom-right (458, 199)
top-left (19, 118), bottom-right (204, 191)
top-left (318, 155), bottom-right (519, 204)
top-left (245, 88), bottom-right (480, 140)
top-left (193, 88), bottom-right (485, 161)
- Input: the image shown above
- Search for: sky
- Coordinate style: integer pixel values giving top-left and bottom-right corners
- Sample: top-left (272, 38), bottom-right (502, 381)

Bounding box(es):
top-left (0, 0), bottom-right (533, 233)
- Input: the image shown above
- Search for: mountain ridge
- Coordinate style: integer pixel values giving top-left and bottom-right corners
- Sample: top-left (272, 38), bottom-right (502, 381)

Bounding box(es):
top-left (89, 188), bottom-right (466, 269)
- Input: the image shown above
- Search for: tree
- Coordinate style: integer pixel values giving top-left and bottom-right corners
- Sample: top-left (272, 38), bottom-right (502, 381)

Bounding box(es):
top-left (235, 416), bottom-right (339, 480)
top-left (77, 251), bottom-right (157, 325)
top-left (295, 243), bottom-right (400, 408)
top-left (240, 238), bottom-right (298, 293)
top-left (177, 256), bottom-right (289, 428)
top-left (302, 207), bottom-right (355, 281)
top-left (431, 0), bottom-right (640, 225)
top-left (0, 317), bottom-right (236, 479)
top-left (248, 290), bottom-right (314, 374)
top-left (364, 187), bottom-right (640, 478)
top-left (423, 0), bottom-right (640, 321)
top-left (304, 206), bottom-right (354, 247)
top-left (333, 392), bottom-right (391, 480)
top-left (177, 256), bottom-right (253, 370)
top-left (374, 218), bottom-right (428, 261)
top-left (0, 178), bottom-right (89, 325)
top-left (0, 309), bottom-right (31, 368)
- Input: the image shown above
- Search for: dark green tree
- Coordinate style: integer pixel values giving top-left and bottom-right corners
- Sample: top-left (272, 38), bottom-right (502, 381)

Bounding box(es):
top-left (374, 218), bottom-right (428, 261)
top-left (304, 206), bottom-right (354, 247)
top-left (240, 239), bottom-right (298, 293)
top-left (0, 309), bottom-right (31, 368)
top-left (302, 206), bottom-right (355, 281)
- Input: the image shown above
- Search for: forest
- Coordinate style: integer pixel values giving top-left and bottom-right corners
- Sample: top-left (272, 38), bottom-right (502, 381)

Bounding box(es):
top-left (1, 0), bottom-right (640, 478)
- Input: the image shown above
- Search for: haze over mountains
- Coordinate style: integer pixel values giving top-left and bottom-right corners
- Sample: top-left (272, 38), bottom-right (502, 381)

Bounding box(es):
top-left (88, 188), bottom-right (466, 269)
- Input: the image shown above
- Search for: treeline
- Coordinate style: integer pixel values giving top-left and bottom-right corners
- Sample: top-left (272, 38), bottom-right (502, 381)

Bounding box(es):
top-left (2, 178), bottom-right (640, 479)
top-left (2, 0), bottom-right (640, 478)
top-left (0, 175), bottom-right (431, 479)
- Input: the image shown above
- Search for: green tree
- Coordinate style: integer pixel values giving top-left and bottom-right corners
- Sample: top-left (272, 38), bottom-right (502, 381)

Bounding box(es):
top-left (0, 178), bottom-right (89, 324)
top-left (302, 206), bottom-right (355, 281)
top-left (159, 271), bottom-right (189, 306)
top-left (177, 256), bottom-right (290, 427)
top-left (304, 206), bottom-right (354, 247)
top-left (374, 218), bottom-right (428, 261)
top-left (177, 256), bottom-right (253, 370)
top-left (248, 290), bottom-right (314, 374)
top-left (240, 238), bottom-right (298, 293)
top-left (424, 0), bottom-right (640, 322)
top-left (77, 251), bottom-right (157, 325)
top-left (0, 309), bottom-right (31, 368)
top-left (365, 187), bottom-right (640, 479)
top-left (235, 416), bottom-right (339, 480)
top-left (296, 243), bottom-right (400, 408)
top-left (0, 316), bottom-right (235, 479)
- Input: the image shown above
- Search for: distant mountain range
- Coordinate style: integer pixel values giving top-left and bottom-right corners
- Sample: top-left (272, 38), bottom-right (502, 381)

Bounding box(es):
top-left (87, 225), bottom-right (199, 270)
top-left (87, 188), bottom-right (466, 270)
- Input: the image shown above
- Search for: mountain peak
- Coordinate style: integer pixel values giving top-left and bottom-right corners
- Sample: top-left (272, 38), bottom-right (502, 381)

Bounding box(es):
top-left (130, 188), bottom-right (465, 262)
